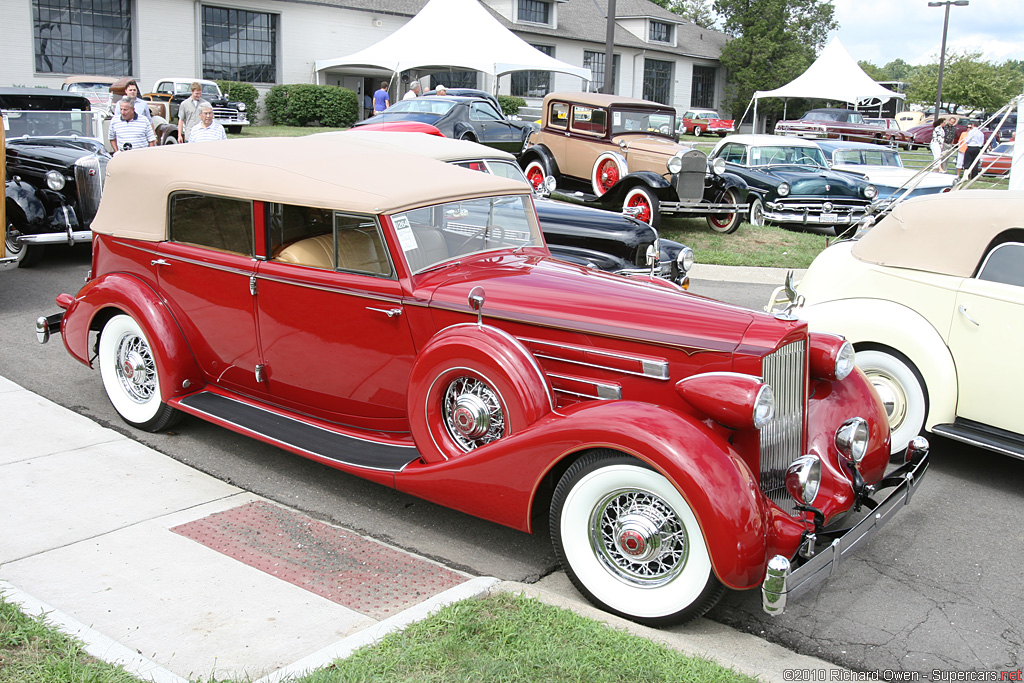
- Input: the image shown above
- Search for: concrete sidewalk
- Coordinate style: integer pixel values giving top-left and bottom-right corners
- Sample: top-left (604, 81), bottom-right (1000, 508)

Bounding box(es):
top-left (0, 374), bottom-right (844, 682)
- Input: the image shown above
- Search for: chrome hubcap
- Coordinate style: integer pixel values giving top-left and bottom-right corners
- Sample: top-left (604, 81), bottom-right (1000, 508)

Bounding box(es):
top-left (867, 372), bottom-right (907, 430)
top-left (590, 488), bottom-right (688, 587)
top-left (115, 334), bottom-right (156, 404)
top-left (443, 376), bottom-right (505, 451)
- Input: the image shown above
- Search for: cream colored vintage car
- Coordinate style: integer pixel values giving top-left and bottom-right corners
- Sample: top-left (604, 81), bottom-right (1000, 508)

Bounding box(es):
top-left (770, 190), bottom-right (1024, 457)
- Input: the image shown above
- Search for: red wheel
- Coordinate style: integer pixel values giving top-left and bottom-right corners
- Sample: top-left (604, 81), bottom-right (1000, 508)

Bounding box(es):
top-left (623, 186), bottom-right (661, 230)
top-left (408, 325), bottom-right (552, 462)
top-left (524, 160), bottom-right (547, 191)
top-left (591, 153), bottom-right (625, 196)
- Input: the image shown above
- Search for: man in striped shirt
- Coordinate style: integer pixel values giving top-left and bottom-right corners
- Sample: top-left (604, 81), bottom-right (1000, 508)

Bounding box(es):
top-left (108, 98), bottom-right (156, 153)
top-left (188, 103), bottom-right (227, 143)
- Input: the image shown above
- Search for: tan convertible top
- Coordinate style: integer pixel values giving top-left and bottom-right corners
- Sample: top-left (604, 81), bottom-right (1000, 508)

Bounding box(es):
top-left (852, 190), bottom-right (1024, 276)
top-left (92, 135), bottom-right (529, 242)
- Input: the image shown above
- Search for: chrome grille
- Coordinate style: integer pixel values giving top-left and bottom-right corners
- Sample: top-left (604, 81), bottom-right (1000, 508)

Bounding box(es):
top-left (672, 149), bottom-right (708, 201)
top-left (74, 154), bottom-right (106, 226)
top-left (759, 340), bottom-right (806, 514)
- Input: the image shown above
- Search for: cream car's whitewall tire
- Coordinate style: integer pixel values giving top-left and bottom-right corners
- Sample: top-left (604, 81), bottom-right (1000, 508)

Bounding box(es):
top-left (856, 349), bottom-right (927, 455)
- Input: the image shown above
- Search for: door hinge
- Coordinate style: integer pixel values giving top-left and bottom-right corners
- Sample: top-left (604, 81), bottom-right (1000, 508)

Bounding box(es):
top-left (249, 274), bottom-right (258, 296)
top-left (255, 364), bottom-right (267, 383)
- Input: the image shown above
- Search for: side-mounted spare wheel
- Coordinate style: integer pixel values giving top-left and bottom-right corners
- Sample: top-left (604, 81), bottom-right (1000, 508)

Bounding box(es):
top-left (550, 449), bottom-right (724, 626)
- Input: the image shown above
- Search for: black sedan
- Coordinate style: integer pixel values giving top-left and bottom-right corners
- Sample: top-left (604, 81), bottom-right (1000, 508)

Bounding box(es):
top-left (353, 96), bottom-right (536, 155)
top-left (710, 134), bottom-right (878, 230)
top-left (3, 87), bottom-right (109, 267)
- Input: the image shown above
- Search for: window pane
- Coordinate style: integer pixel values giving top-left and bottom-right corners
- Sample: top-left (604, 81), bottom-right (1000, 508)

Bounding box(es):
top-left (202, 5), bottom-right (277, 83)
top-left (649, 21), bottom-right (671, 43)
top-left (691, 66), bottom-right (716, 109)
top-left (33, 0), bottom-right (132, 75)
top-left (511, 44), bottom-right (553, 98)
top-left (583, 51), bottom-right (619, 94)
top-left (518, 0), bottom-right (550, 24)
top-left (978, 243), bottom-right (1024, 287)
top-left (643, 59), bottom-right (673, 105)
top-left (171, 193), bottom-right (254, 256)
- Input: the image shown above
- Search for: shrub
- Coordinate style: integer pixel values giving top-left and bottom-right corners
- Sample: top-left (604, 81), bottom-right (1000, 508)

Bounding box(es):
top-left (216, 80), bottom-right (259, 120)
top-left (262, 83), bottom-right (358, 127)
top-left (498, 95), bottom-right (526, 117)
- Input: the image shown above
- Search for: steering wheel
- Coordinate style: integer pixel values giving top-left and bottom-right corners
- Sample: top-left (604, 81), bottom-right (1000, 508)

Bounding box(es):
top-left (795, 155), bottom-right (820, 165)
top-left (452, 224), bottom-right (505, 254)
top-left (53, 129), bottom-right (79, 136)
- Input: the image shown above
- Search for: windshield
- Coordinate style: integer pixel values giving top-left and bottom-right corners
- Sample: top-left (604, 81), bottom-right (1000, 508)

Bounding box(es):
top-left (611, 109), bottom-right (676, 136)
top-left (993, 143), bottom-right (1013, 155)
top-left (1, 109), bottom-right (106, 140)
top-left (385, 99), bottom-right (455, 116)
top-left (452, 159), bottom-right (530, 185)
top-left (805, 111), bottom-right (865, 124)
top-left (833, 148), bottom-right (902, 167)
top-left (392, 194), bottom-right (543, 273)
top-left (749, 145), bottom-right (828, 168)
top-left (66, 82), bottom-right (112, 93)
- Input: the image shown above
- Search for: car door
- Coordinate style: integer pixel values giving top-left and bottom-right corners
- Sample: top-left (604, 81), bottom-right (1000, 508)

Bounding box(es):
top-left (944, 241), bottom-right (1024, 433)
top-left (469, 101), bottom-right (520, 153)
top-left (255, 207), bottom-right (418, 429)
top-left (153, 191), bottom-right (264, 396)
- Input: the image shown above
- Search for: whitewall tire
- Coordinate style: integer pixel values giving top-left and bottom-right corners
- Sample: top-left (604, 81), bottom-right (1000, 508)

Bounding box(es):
top-left (99, 314), bottom-right (180, 432)
top-left (855, 349), bottom-right (927, 455)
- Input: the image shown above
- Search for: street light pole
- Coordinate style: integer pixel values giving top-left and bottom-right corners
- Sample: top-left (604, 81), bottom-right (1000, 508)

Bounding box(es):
top-left (928, 0), bottom-right (969, 120)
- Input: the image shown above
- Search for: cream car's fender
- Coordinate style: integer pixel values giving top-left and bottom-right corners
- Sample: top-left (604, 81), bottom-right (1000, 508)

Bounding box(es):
top-left (800, 297), bottom-right (956, 429)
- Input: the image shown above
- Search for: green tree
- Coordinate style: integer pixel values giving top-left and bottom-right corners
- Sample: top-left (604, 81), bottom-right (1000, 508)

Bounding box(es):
top-left (881, 58), bottom-right (915, 82)
top-left (713, 0), bottom-right (838, 118)
top-left (906, 50), bottom-right (1023, 113)
top-left (858, 61), bottom-right (885, 81)
top-left (650, 0), bottom-right (718, 28)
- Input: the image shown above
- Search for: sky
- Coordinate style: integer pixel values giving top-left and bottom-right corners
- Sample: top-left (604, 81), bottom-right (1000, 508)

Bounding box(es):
top-left (828, 0), bottom-right (1024, 67)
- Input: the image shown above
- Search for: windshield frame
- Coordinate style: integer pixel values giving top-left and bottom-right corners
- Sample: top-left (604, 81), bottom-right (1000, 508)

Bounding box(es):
top-left (0, 108), bottom-right (107, 142)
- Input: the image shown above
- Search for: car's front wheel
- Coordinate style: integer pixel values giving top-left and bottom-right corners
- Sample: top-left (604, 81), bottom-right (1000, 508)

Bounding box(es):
top-left (855, 348), bottom-right (927, 455)
top-left (748, 197), bottom-right (765, 226)
top-left (98, 314), bottom-right (181, 432)
top-left (705, 188), bottom-right (742, 234)
top-left (622, 186), bottom-right (661, 230)
top-left (551, 450), bottom-right (725, 626)
top-left (4, 216), bottom-right (44, 268)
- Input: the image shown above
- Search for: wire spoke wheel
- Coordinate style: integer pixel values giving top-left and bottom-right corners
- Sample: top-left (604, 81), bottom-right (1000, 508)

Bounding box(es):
top-left (442, 375), bottom-right (506, 451)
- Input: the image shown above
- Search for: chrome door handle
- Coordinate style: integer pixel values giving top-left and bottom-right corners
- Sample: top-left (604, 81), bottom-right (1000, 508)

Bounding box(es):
top-left (151, 259), bottom-right (169, 266)
top-left (958, 305), bottom-right (979, 326)
top-left (367, 307), bottom-right (403, 318)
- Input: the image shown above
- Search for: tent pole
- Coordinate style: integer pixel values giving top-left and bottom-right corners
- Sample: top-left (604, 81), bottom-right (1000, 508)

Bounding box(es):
top-left (752, 99), bottom-right (758, 134)
top-left (738, 95), bottom-right (755, 134)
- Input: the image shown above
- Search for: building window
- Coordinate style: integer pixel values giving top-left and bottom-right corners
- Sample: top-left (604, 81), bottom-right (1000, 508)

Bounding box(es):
top-left (430, 70), bottom-right (477, 90)
top-left (33, 0), bottom-right (133, 75)
top-left (583, 51), bottom-right (619, 94)
top-left (511, 45), bottom-right (553, 98)
top-left (518, 0), bottom-right (551, 24)
top-left (691, 66), bottom-right (716, 108)
top-left (643, 59), bottom-right (673, 105)
top-left (649, 20), bottom-right (672, 43)
top-left (202, 5), bottom-right (277, 83)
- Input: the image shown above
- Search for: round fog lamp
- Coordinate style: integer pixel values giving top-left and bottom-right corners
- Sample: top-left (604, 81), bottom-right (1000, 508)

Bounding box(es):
top-left (752, 384), bottom-right (775, 429)
top-left (45, 170), bottom-right (66, 191)
top-left (835, 417), bottom-right (869, 464)
top-left (667, 153), bottom-right (684, 174)
top-left (786, 455), bottom-right (822, 505)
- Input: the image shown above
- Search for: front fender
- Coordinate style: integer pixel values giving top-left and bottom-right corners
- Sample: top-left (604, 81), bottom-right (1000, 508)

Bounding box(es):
top-left (800, 297), bottom-right (956, 429)
top-left (521, 144), bottom-right (561, 178)
top-left (601, 172), bottom-right (676, 205)
top-left (60, 273), bottom-right (204, 402)
top-left (5, 180), bottom-right (48, 231)
top-left (396, 400), bottom-right (775, 590)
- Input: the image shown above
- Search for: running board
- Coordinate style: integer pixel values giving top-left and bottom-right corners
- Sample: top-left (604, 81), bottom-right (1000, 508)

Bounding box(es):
top-left (931, 420), bottom-right (1024, 461)
top-left (175, 391), bottom-right (420, 472)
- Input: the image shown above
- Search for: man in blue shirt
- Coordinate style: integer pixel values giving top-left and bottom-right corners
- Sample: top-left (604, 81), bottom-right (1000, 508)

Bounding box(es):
top-left (373, 81), bottom-right (390, 113)
top-left (109, 98), bottom-right (156, 153)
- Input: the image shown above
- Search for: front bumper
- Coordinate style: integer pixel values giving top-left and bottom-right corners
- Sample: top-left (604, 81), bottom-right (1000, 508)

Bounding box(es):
top-left (18, 229), bottom-right (93, 246)
top-left (761, 437), bottom-right (930, 615)
top-left (764, 201), bottom-right (871, 226)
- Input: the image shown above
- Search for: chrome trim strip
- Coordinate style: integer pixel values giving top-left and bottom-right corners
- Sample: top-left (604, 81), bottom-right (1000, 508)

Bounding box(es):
top-left (547, 373), bottom-right (622, 400)
top-left (930, 425), bottom-right (1024, 460)
top-left (519, 337), bottom-right (670, 380)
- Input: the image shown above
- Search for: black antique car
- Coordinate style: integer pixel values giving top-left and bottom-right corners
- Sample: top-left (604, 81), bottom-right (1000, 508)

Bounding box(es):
top-left (144, 78), bottom-right (249, 134)
top-left (352, 96), bottom-right (537, 155)
top-left (3, 88), bottom-right (108, 267)
top-left (709, 135), bottom-right (878, 229)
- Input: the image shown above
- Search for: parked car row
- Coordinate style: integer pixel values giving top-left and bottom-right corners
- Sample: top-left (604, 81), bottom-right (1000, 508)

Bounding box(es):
top-left (774, 108), bottom-right (912, 148)
top-left (35, 132), bottom-right (929, 627)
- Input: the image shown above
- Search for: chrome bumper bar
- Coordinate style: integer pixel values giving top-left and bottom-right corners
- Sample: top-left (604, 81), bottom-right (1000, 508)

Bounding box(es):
top-left (36, 313), bottom-right (63, 344)
top-left (18, 230), bottom-right (93, 246)
top-left (763, 208), bottom-right (868, 226)
top-left (660, 201), bottom-right (747, 215)
top-left (761, 437), bottom-right (930, 615)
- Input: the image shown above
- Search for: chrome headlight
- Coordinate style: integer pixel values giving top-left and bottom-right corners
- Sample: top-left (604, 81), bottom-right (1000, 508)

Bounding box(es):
top-left (667, 153), bottom-right (684, 174)
top-left (676, 246), bottom-right (694, 274)
top-left (835, 341), bottom-right (856, 380)
top-left (835, 417), bottom-right (869, 465)
top-left (45, 170), bottom-right (66, 191)
top-left (752, 383), bottom-right (775, 429)
top-left (777, 182), bottom-right (790, 197)
top-left (711, 157), bottom-right (726, 175)
top-left (864, 184), bottom-right (877, 199)
top-left (786, 455), bottom-right (822, 505)
top-left (236, 103), bottom-right (246, 111)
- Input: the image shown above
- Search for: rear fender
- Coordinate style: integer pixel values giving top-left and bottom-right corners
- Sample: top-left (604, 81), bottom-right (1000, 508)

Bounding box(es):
top-left (60, 273), bottom-right (203, 401)
top-left (396, 399), bottom-right (774, 590)
top-left (520, 145), bottom-right (561, 178)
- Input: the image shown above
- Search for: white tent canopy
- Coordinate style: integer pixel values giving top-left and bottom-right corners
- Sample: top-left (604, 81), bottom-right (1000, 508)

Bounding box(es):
top-left (749, 38), bottom-right (904, 132)
top-left (314, 0), bottom-right (591, 82)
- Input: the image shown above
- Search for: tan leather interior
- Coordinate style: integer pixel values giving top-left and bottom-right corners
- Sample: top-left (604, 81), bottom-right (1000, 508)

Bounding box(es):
top-left (275, 230), bottom-right (392, 275)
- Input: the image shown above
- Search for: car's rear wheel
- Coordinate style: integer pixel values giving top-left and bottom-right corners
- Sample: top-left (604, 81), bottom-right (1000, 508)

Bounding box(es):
top-left (694, 126), bottom-right (704, 137)
top-left (592, 153), bottom-right (625, 196)
top-left (551, 450), bottom-right (724, 626)
top-left (622, 186), bottom-right (661, 230)
top-left (705, 188), bottom-right (742, 234)
top-left (226, 126), bottom-right (242, 135)
top-left (99, 314), bottom-right (181, 432)
top-left (748, 197), bottom-right (765, 226)
top-left (855, 349), bottom-right (927, 456)
top-left (523, 160), bottom-right (547, 191)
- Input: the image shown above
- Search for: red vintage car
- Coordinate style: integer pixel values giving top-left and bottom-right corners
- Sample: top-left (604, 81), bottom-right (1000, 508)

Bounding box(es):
top-left (776, 108), bottom-right (910, 146)
top-left (978, 142), bottom-right (1013, 176)
top-left (37, 135), bottom-right (929, 625)
top-left (679, 109), bottom-right (736, 137)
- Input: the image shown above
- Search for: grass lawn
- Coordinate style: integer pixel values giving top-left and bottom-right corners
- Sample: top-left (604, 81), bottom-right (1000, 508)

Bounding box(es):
top-left (0, 593), bottom-right (755, 683)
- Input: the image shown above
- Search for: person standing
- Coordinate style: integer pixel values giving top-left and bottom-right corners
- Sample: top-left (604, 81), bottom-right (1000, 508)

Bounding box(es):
top-left (372, 81), bottom-right (390, 113)
top-left (188, 102), bottom-right (227, 143)
top-left (109, 97), bottom-right (156, 153)
top-left (177, 82), bottom-right (208, 143)
top-left (123, 80), bottom-right (154, 130)
top-left (930, 117), bottom-right (946, 171)
top-left (963, 122), bottom-right (985, 179)
top-left (942, 117), bottom-right (958, 173)
top-left (403, 81), bottom-right (421, 100)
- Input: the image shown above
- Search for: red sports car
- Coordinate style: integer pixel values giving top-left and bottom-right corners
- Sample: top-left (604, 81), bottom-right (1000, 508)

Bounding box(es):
top-left (679, 109), bottom-right (735, 137)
